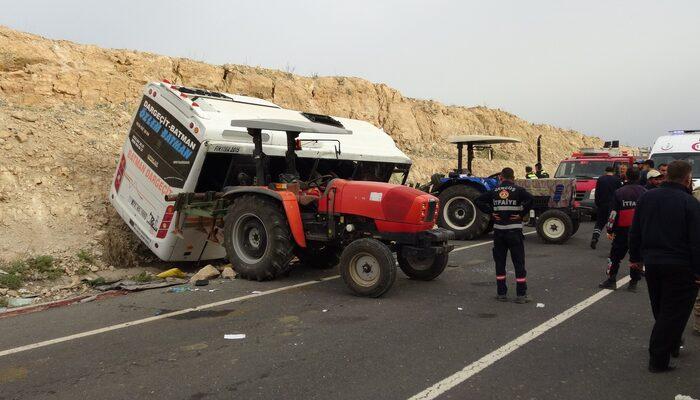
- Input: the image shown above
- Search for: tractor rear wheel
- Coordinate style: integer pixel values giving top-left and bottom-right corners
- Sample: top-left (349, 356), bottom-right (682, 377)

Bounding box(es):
top-left (223, 195), bottom-right (295, 281)
top-left (438, 185), bottom-right (490, 240)
top-left (397, 248), bottom-right (448, 281)
top-left (340, 238), bottom-right (396, 297)
top-left (295, 246), bottom-right (340, 270)
top-left (537, 209), bottom-right (574, 244)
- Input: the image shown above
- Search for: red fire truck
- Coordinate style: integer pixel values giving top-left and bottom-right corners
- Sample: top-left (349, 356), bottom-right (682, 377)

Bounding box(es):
top-left (554, 143), bottom-right (636, 216)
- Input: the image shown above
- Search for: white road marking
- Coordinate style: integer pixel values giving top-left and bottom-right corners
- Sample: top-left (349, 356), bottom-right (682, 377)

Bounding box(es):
top-left (451, 230), bottom-right (537, 252)
top-left (408, 275), bottom-right (632, 400)
top-left (0, 275), bottom-right (340, 358)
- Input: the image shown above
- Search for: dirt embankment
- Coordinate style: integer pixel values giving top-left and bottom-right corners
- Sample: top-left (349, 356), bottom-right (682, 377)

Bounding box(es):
top-left (0, 25), bottom-right (603, 266)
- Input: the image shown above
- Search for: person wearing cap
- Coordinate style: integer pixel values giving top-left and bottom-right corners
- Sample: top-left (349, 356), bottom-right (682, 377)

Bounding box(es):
top-left (639, 159), bottom-right (655, 186)
top-left (629, 160), bottom-right (700, 372)
top-left (645, 169), bottom-right (663, 190)
top-left (535, 163), bottom-right (550, 178)
top-left (525, 166), bottom-right (538, 179)
top-left (599, 167), bottom-right (646, 291)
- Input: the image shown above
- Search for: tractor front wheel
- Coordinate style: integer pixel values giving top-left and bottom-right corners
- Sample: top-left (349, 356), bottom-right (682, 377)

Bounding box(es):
top-left (223, 195), bottom-right (295, 281)
top-left (438, 185), bottom-right (490, 240)
top-left (340, 238), bottom-right (397, 297)
top-left (397, 248), bottom-right (448, 281)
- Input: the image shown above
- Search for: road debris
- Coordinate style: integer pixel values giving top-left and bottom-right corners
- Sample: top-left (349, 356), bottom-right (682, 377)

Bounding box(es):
top-left (221, 265), bottom-right (236, 279)
top-left (457, 307), bottom-right (463, 311)
top-left (167, 286), bottom-right (192, 293)
top-left (189, 265), bottom-right (220, 284)
top-left (194, 279), bottom-right (209, 287)
top-left (8, 298), bottom-right (35, 307)
top-left (95, 278), bottom-right (187, 292)
top-left (251, 290), bottom-right (263, 294)
top-left (224, 334), bottom-right (246, 340)
top-left (156, 268), bottom-right (187, 279)
top-left (536, 303), bottom-right (545, 308)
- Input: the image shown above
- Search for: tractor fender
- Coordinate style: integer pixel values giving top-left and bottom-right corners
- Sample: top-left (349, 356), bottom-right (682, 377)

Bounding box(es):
top-left (222, 187), bottom-right (307, 248)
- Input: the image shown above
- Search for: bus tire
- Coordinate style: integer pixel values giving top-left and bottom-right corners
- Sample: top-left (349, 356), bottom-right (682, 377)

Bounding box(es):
top-left (223, 195), bottom-right (295, 281)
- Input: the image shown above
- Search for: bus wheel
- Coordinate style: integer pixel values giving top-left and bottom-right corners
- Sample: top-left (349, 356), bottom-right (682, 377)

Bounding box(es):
top-left (223, 195), bottom-right (294, 281)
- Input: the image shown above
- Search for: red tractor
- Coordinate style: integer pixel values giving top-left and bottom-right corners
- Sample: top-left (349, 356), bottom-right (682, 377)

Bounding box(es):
top-left (166, 119), bottom-right (453, 297)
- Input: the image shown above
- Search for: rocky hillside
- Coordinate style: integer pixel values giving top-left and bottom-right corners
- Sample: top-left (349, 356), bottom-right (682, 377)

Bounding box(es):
top-left (0, 25), bottom-right (603, 261)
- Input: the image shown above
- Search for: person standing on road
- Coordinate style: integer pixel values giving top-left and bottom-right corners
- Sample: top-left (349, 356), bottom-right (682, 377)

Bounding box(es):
top-left (598, 167), bottom-right (646, 291)
top-left (618, 163), bottom-right (629, 183)
top-left (525, 166), bottom-right (538, 179)
top-left (644, 169), bottom-right (663, 190)
top-left (591, 166), bottom-right (622, 249)
top-left (629, 160), bottom-right (700, 373)
top-left (639, 159), bottom-right (655, 186)
top-left (658, 163), bottom-right (668, 179)
top-left (535, 163), bottom-right (550, 178)
top-left (476, 167), bottom-right (534, 303)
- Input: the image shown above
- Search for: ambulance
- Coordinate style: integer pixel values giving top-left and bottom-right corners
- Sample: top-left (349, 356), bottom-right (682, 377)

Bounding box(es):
top-left (649, 130), bottom-right (700, 188)
top-left (109, 81), bottom-right (412, 261)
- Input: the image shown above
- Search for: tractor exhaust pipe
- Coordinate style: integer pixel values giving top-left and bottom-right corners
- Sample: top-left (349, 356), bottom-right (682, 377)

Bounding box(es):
top-left (537, 135), bottom-right (542, 165)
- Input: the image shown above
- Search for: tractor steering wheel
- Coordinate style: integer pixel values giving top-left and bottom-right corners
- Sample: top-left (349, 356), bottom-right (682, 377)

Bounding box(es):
top-left (305, 174), bottom-right (334, 189)
top-left (487, 172), bottom-right (501, 180)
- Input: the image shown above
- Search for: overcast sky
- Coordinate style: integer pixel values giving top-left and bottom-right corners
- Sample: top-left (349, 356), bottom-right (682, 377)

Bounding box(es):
top-left (2, 0), bottom-right (698, 146)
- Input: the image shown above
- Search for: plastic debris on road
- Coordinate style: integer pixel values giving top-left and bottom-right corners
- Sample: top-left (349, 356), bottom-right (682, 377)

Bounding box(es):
top-left (224, 334), bottom-right (246, 340)
top-left (96, 278), bottom-right (188, 292)
top-left (536, 303), bottom-right (545, 308)
top-left (8, 298), bottom-right (34, 307)
top-left (457, 307), bottom-right (463, 311)
top-left (168, 286), bottom-right (192, 294)
top-left (156, 268), bottom-right (187, 279)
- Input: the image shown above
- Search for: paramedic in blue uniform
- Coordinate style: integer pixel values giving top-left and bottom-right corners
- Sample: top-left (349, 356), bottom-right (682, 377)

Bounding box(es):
top-left (598, 167), bottom-right (646, 291)
top-left (476, 167), bottom-right (534, 303)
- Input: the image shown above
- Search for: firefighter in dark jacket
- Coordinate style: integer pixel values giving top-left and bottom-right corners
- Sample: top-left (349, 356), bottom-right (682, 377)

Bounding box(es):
top-left (598, 167), bottom-right (646, 291)
top-left (629, 160), bottom-right (700, 373)
top-left (590, 166), bottom-right (622, 249)
top-left (535, 163), bottom-right (550, 178)
top-left (476, 167), bottom-right (534, 303)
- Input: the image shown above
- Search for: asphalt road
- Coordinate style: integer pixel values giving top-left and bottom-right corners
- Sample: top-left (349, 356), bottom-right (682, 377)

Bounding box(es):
top-left (1, 223), bottom-right (698, 400)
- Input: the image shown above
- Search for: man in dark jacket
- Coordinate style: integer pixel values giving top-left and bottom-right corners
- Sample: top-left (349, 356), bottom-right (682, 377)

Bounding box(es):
top-left (644, 169), bottom-right (663, 190)
top-left (598, 167), bottom-right (646, 290)
top-left (476, 167), bottom-right (534, 303)
top-left (629, 160), bottom-right (700, 373)
top-left (639, 159), bottom-right (655, 186)
top-left (591, 166), bottom-right (622, 249)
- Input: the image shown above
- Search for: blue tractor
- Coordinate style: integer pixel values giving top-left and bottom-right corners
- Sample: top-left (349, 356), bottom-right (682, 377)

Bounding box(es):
top-left (427, 135), bottom-right (522, 240)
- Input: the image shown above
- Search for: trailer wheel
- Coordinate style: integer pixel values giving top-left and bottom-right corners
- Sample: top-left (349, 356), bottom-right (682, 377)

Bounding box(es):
top-left (438, 185), bottom-right (490, 240)
top-left (397, 248), bottom-right (448, 281)
top-left (223, 195), bottom-right (294, 281)
top-left (295, 246), bottom-right (340, 270)
top-left (340, 238), bottom-right (396, 297)
top-left (537, 209), bottom-right (573, 244)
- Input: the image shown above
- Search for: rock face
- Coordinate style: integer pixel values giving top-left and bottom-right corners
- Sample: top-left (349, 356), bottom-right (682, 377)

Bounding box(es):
top-left (0, 25), bottom-right (604, 260)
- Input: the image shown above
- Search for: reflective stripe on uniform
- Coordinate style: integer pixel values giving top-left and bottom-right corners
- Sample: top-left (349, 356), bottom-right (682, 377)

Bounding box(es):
top-left (493, 206), bottom-right (524, 211)
top-left (493, 223), bottom-right (524, 230)
top-left (516, 278), bottom-right (527, 283)
top-left (496, 275), bottom-right (507, 280)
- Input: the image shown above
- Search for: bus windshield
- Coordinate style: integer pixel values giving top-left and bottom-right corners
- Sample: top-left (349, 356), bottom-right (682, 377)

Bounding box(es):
top-left (650, 152), bottom-right (700, 176)
top-left (555, 160), bottom-right (612, 179)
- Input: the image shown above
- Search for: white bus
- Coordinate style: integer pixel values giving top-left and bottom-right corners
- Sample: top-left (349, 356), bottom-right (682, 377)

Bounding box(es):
top-left (109, 81), bottom-right (412, 261)
top-left (649, 130), bottom-right (700, 188)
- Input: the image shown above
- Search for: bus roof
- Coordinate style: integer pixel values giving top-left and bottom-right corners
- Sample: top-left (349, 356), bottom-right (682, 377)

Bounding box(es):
top-left (147, 82), bottom-right (411, 165)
